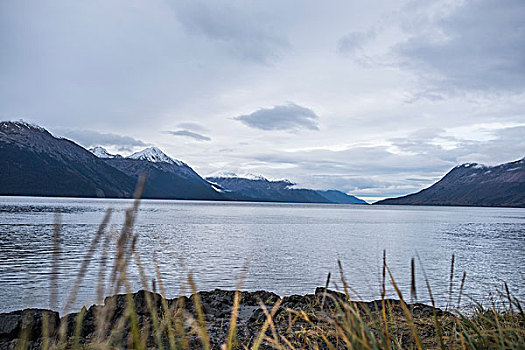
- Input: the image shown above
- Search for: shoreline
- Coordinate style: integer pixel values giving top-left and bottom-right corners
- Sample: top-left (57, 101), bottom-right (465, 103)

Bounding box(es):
top-left (4, 194), bottom-right (525, 209)
top-left (0, 287), bottom-right (446, 349)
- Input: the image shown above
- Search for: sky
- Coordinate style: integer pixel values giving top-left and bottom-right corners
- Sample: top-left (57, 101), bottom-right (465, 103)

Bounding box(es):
top-left (1, 0), bottom-right (524, 201)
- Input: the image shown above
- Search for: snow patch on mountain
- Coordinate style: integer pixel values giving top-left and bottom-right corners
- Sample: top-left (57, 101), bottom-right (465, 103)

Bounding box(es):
top-left (89, 146), bottom-right (122, 159)
top-left (207, 171), bottom-right (292, 183)
top-left (207, 172), bottom-right (264, 180)
top-left (1, 120), bottom-right (47, 132)
top-left (457, 159), bottom-right (525, 171)
top-left (127, 147), bottom-right (184, 166)
top-left (456, 162), bottom-right (489, 169)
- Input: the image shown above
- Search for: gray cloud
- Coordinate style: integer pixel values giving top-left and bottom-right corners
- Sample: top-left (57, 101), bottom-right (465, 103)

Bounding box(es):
top-left (169, 0), bottom-right (289, 63)
top-left (166, 129), bottom-right (211, 141)
top-left (55, 128), bottom-right (147, 149)
top-left (234, 103), bottom-right (320, 131)
top-left (176, 122), bottom-right (208, 132)
top-left (495, 125), bottom-right (525, 141)
top-left (395, 0), bottom-right (525, 93)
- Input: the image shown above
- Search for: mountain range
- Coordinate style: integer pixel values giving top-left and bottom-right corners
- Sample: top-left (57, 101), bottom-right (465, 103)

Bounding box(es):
top-left (206, 173), bottom-right (366, 204)
top-left (0, 121), bottom-right (366, 204)
top-left (376, 159), bottom-right (525, 207)
top-left (3, 121), bottom-right (523, 207)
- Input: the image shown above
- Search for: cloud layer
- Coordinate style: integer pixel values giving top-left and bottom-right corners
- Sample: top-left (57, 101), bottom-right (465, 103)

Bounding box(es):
top-left (1, 0), bottom-right (524, 200)
top-left (395, 0), bottom-right (525, 93)
top-left (55, 129), bottom-right (147, 151)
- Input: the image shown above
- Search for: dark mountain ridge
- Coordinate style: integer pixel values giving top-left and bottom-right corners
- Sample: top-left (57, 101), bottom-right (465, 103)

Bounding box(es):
top-left (376, 158), bottom-right (525, 208)
top-left (0, 121), bottom-right (135, 198)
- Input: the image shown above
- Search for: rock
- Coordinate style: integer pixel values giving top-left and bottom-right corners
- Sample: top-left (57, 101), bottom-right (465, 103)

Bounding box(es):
top-left (314, 287), bottom-right (347, 301)
top-left (0, 312), bottom-right (22, 339)
top-left (0, 309), bottom-right (59, 341)
top-left (240, 290), bottom-right (280, 307)
top-left (0, 288), bottom-right (448, 349)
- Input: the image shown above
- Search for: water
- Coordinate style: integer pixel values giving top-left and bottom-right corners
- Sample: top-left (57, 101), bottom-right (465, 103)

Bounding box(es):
top-left (0, 196), bottom-right (524, 313)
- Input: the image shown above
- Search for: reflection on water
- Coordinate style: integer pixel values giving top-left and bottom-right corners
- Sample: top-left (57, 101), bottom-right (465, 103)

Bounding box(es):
top-left (0, 196), bottom-right (524, 313)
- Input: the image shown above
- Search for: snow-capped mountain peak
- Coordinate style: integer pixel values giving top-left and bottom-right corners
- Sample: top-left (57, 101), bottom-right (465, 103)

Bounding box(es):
top-left (127, 147), bottom-right (183, 166)
top-left (89, 146), bottom-right (121, 159)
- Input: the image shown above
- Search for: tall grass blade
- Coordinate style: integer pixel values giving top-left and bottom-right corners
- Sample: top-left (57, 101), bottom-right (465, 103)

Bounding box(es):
top-left (154, 254), bottom-right (177, 350)
top-left (188, 273), bottom-right (210, 350)
top-left (337, 260), bottom-right (350, 300)
top-left (380, 250), bottom-right (391, 350)
top-left (410, 258), bottom-right (417, 304)
top-left (504, 282), bottom-right (514, 313)
top-left (50, 211), bottom-right (61, 312)
top-left (457, 271), bottom-right (466, 309)
top-left (132, 240), bottom-right (164, 350)
top-left (447, 253), bottom-right (455, 312)
top-left (226, 262), bottom-right (248, 350)
top-left (64, 208), bottom-right (112, 314)
top-left (416, 254), bottom-right (445, 350)
top-left (251, 299), bottom-right (282, 350)
top-left (321, 272), bottom-right (331, 311)
top-left (386, 266), bottom-right (423, 350)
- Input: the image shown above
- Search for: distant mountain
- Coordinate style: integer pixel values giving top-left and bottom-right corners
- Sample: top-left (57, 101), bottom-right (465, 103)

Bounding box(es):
top-left (207, 174), bottom-right (331, 203)
top-left (317, 190), bottom-right (368, 204)
top-left (103, 147), bottom-right (225, 200)
top-left (206, 174), bottom-right (367, 204)
top-left (376, 158), bottom-right (525, 208)
top-left (0, 121), bottom-right (135, 197)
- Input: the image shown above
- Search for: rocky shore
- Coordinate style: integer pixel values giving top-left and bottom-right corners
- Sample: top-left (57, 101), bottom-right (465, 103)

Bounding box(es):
top-left (0, 288), bottom-right (447, 349)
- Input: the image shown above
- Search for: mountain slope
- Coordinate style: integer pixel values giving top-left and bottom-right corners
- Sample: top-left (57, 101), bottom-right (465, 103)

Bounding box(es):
top-left (317, 190), bottom-right (368, 204)
top-left (0, 121), bottom-right (135, 197)
top-left (376, 158), bottom-right (525, 207)
top-left (104, 147), bottom-right (224, 200)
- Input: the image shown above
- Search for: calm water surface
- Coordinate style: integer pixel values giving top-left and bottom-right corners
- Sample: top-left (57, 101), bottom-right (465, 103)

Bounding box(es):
top-left (0, 196), bottom-right (524, 313)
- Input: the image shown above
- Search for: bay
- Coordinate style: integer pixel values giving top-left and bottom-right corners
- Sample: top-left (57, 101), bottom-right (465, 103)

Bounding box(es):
top-left (0, 196), bottom-right (524, 313)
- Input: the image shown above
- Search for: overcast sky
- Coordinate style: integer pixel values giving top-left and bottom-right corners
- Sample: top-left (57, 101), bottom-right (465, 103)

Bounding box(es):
top-left (1, 0), bottom-right (524, 200)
